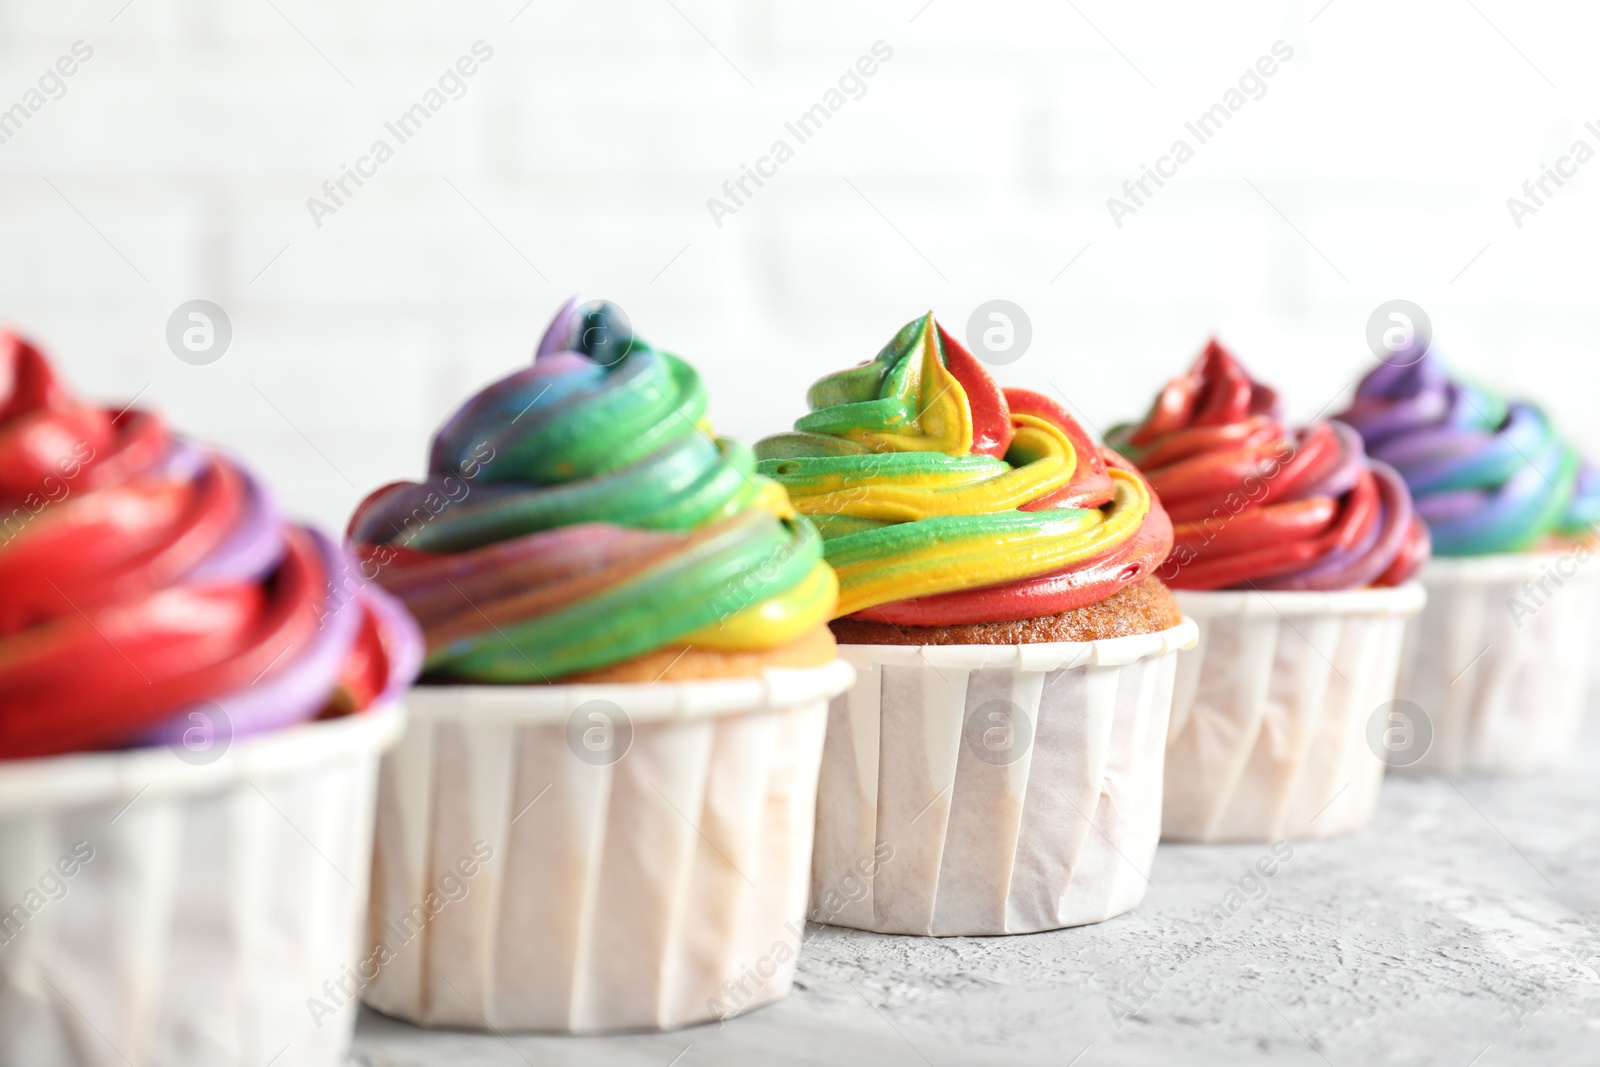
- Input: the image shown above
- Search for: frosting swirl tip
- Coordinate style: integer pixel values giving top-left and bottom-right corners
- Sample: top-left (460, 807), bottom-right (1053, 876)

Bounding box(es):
top-left (1112, 339), bottom-right (1428, 591)
top-left (351, 298), bottom-right (836, 682)
top-left (757, 313), bottom-right (1174, 625)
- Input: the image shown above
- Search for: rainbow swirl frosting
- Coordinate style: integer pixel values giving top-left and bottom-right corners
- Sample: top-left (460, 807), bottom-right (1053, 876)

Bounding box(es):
top-left (1335, 353), bottom-right (1600, 555)
top-left (0, 331), bottom-right (421, 760)
top-left (753, 313), bottom-right (1173, 626)
top-left (348, 298), bottom-right (837, 681)
top-left (1108, 340), bottom-right (1429, 591)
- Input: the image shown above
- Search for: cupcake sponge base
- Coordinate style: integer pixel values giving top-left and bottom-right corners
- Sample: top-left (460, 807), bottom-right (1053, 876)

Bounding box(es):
top-left (828, 578), bottom-right (1182, 645)
top-left (552, 625), bottom-right (838, 683)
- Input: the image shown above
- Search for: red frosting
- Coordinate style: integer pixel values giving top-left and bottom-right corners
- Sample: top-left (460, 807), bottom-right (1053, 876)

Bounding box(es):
top-left (939, 320), bottom-right (1015, 458)
top-left (0, 332), bottom-right (417, 758)
top-left (1113, 340), bottom-right (1429, 591)
top-left (1011, 389), bottom-right (1113, 511)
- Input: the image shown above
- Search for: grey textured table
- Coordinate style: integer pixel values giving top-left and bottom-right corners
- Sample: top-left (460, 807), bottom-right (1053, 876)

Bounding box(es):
top-left (351, 714), bottom-right (1600, 1066)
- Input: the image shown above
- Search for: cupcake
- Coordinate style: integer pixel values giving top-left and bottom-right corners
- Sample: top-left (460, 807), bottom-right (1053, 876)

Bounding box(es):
top-left (0, 331), bottom-right (419, 1067)
top-left (755, 313), bottom-right (1195, 937)
top-left (1335, 351), bottom-right (1600, 774)
top-left (1107, 340), bottom-right (1429, 842)
top-left (347, 298), bottom-right (852, 1032)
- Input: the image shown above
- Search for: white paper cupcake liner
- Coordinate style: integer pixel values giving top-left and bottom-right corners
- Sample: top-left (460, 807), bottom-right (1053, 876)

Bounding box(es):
top-left (0, 705), bottom-right (403, 1067)
top-left (1164, 584), bottom-right (1425, 842)
top-left (1395, 551), bottom-right (1599, 776)
top-left (361, 660), bottom-right (854, 1034)
top-left (811, 621), bottom-right (1197, 937)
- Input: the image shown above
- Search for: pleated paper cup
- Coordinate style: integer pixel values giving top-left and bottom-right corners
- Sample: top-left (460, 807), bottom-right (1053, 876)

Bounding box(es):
top-left (811, 620), bottom-right (1197, 938)
top-left (361, 660), bottom-right (854, 1034)
top-left (1164, 584), bottom-right (1425, 843)
top-left (1395, 551), bottom-right (1600, 776)
top-left (0, 705), bottom-right (403, 1067)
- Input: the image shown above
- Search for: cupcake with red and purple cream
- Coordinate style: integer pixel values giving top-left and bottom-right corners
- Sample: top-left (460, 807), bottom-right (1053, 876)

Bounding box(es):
top-left (1107, 339), bottom-right (1428, 841)
top-left (0, 331), bottom-right (420, 758)
top-left (0, 330), bottom-right (418, 1067)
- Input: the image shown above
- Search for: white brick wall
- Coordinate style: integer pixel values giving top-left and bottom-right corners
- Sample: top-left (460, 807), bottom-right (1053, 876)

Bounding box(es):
top-left (3, 0), bottom-right (1599, 531)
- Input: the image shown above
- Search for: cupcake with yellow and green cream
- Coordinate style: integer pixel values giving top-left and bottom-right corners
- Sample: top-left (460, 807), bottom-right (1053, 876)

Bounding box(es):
top-left (755, 312), bottom-right (1194, 939)
top-left (755, 311), bottom-right (1181, 642)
